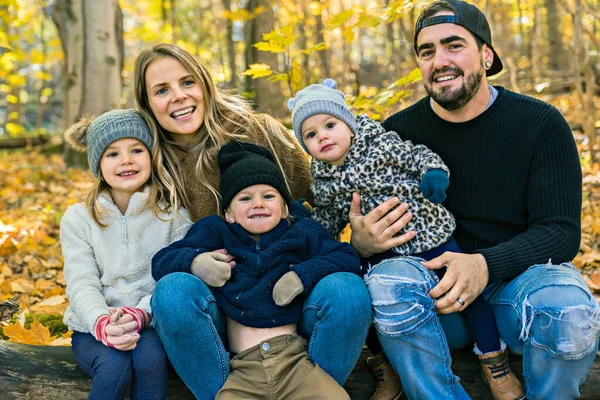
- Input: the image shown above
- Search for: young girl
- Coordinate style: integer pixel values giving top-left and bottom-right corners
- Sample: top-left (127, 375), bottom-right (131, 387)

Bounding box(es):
top-left (60, 109), bottom-right (191, 399)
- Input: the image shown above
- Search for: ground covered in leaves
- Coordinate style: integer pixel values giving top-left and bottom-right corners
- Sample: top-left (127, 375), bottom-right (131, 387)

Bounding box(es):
top-left (0, 146), bottom-right (599, 346)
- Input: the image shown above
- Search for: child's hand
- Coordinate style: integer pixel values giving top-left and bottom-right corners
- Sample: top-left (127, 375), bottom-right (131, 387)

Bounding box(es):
top-left (419, 169), bottom-right (449, 203)
top-left (273, 271), bottom-right (304, 306)
top-left (117, 306), bottom-right (151, 333)
top-left (110, 332), bottom-right (140, 351)
top-left (191, 251), bottom-right (235, 287)
top-left (106, 307), bottom-right (139, 335)
top-left (95, 314), bottom-right (140, 350)
top-left (214, 249), bottom-right (237, 268)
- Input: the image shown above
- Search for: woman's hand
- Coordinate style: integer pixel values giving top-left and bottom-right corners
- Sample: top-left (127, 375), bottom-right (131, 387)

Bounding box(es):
top-left (349, 193), bottom-right (415, 258)
top-left (191, 250), bottom-right (236, 287)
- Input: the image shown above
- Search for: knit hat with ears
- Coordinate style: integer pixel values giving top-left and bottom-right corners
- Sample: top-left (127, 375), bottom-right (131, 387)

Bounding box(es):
top-left (287, 78), bottom-right (357, 153)
top-left (218, 142), bottom-right (292, 212)
top-left (64, 109), bottom-right (154, 178)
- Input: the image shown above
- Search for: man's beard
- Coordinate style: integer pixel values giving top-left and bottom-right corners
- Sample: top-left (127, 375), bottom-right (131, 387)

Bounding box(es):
top-left (425, 64), bottom-right (484, 111)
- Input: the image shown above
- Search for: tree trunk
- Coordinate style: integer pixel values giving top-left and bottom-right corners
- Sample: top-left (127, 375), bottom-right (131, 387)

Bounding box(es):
top-left (545, 0), bottom-right (562, 71)
top-left (244, 0), bottom-right (259, 99)
top-left (253, 2), bottom-right (286, 117)
top-left (1, 340), bottom-right (599, 399)
top-left (221, 0), bottom-right (237, 88)
top-left (315, 13), bottom-right (331, 78)
top-left (51, 0), bottom-right (123, 167)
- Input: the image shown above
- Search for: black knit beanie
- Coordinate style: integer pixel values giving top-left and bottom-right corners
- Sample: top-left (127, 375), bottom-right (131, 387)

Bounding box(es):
top-left (218, 142), bottom-right (292, 211)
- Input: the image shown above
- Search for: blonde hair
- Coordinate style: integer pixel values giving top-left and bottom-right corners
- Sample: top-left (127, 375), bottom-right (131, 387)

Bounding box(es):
top-left (64, 115), bottom-right (190, 227)
top-left (133, 43), bottom-right (294, 212)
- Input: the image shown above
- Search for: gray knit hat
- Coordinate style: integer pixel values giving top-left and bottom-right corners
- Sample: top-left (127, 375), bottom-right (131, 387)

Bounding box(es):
top-left (64, 109), bottom-right (153, 178)
top-left (287, 79), bottom-right (357, 153)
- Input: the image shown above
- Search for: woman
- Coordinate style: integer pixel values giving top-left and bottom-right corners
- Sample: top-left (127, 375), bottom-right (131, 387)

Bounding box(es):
top-left (133, 43), bottom-right (372, 400)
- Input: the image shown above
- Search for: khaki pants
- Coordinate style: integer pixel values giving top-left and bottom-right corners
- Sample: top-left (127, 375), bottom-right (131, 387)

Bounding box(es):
top-left (216, 334), bottom-right (349, 400)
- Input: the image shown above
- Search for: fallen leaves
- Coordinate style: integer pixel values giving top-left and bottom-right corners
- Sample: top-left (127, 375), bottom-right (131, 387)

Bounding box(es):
top-left (3, 318), bottom-right (58, 345)
top-left (0, 150), bottom-right (93, 346)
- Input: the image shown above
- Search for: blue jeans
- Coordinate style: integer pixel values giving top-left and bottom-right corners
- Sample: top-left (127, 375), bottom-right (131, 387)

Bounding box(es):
top-left (365, 257), bottom-right (600, 400)
top-left (71, 328), bottom-right (168, 400)
top-left (151, 272), bottom-right (372, 400)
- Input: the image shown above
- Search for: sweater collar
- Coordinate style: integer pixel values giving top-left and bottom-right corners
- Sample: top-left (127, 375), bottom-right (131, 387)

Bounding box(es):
top-left (229, 219), bottom-right (290, 247)
top-left (98, 187), bottom-right (151, 216)
top-left (422, 86), bottom-right (506, 129)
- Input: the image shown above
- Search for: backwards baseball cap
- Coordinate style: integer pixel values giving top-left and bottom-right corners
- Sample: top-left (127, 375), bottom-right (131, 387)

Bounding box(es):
top-left (413, 0), bottom-right (503, 77)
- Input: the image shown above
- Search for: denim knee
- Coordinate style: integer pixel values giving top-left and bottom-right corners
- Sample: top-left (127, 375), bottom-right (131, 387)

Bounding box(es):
top-left (365, 257), bottom-right (438, 336)
top-left (518, 263), bottom-right (600, 360)
top-left (152, 273), bottom-right (215, 316)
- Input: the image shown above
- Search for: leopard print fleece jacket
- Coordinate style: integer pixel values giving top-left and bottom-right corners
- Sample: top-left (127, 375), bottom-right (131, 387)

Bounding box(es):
top-left (310, 114), bottom-right (456, 256)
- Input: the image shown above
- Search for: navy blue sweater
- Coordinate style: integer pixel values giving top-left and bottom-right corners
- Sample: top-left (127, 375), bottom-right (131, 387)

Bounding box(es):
top-left (152, 215), bottom-right (360, 328)
top-left (382, 87), bottom-right (581, 283)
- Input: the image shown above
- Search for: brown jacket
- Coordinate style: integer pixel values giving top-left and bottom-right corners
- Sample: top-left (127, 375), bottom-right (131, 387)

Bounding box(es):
top-left (175, 117), bottom-right (313, 222)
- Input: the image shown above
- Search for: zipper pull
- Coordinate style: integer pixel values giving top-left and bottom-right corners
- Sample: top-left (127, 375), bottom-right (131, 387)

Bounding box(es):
top-left (122, 216), bottom-right (128, 244)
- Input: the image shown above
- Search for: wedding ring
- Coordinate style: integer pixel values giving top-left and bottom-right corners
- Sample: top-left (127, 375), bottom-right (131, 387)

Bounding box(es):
top-left (456, 297), bottom-right (465, 306)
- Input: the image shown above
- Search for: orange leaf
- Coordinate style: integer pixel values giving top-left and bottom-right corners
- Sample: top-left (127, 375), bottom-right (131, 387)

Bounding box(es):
top-left (0, 238), bottom-right (17, 257)
top-left (4, 318), bottom-right (58, 345)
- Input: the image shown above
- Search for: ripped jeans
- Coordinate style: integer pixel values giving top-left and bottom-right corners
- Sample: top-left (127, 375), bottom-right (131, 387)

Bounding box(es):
top-left (365, 257), bottom-right (600, 400)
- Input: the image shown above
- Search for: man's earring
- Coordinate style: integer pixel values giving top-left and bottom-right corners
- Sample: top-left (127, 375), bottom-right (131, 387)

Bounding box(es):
top-left (484, 60), bottom-right (492, 69)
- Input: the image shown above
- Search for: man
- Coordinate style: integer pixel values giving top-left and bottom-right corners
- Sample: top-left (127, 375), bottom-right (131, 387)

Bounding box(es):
top-left (349, 0), bottom-right (600, 399)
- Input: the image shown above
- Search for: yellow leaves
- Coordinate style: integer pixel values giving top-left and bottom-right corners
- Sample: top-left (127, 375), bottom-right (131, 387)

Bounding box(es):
top-left (30, 49), bottom-right (44, 64)
top-left (330, 10), bottom-right (354, 28)
top-left (3, 318), bottom-right (58, 346)
top-left (392, 68), bottom-right (423, 87)
top-left (243, 63), bottom-right (273, 79)
top-left (254, 25), bottom-right (297, 53)
top-left (7, 74), bottom-right (26, 87)
top-left (222, 6), bottom-right (265, 22)
top-left (290, 61), bottom-right (303, 95)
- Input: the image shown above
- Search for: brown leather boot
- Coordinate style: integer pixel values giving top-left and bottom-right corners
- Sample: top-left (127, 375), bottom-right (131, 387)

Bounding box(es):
top-left (479, 347), bottom-right (526, 400)
top-left (367, 352), bottom-right (403, 400)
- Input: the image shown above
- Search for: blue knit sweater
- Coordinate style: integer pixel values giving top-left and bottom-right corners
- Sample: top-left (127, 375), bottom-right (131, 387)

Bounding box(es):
top-left (152, 215), bottom-right (360, 328)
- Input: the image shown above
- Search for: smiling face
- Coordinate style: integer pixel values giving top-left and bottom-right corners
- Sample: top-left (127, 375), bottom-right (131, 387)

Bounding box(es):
top-left (224, 184), bottom-right (288, 240)
top-left (416, 12), bottom-right (490, 111)
top-left (145, 56), bottom-right (206, 145)
top-left (301, 114), bottom-right (354, 166)
top-left (100, 138), bottom-right (152, 200)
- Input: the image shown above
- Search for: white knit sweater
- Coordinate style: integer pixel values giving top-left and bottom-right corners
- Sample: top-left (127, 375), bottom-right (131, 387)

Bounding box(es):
top-left (61, 189), bottom-right (191, 336)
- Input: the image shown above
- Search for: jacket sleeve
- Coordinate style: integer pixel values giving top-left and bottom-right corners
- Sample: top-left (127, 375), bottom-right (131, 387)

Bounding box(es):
top-left (151, 215), bottom-right (224, 281)
top-left (60, 205), bottom-right (109, 335)
top-left (310, 204), bottom-right (347, 239)
top-left (290, 219), bottom-right (361, 292)
top-left (383, 130), bottom-right (450, 180)
top-left (478, 107), bottom-right (582, 282)
top-left (137, 208), bottom-right (193, 314)
top-left (170, 207), bottom-right (193, 242)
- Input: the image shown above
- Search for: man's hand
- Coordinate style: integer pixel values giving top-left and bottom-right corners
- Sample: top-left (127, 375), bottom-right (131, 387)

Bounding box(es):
top-left (349, 192), bottom-right (415, 258)
top-left (191, 250), bottom-right (235, 287)
top-left (421, 253), bottom-right (489, 314)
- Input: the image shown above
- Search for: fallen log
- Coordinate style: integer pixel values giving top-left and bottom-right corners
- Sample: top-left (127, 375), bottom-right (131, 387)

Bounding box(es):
top-left (0, 136), bottom-right (50, 150)
top-left (0, 340), bottom-right (598, 399)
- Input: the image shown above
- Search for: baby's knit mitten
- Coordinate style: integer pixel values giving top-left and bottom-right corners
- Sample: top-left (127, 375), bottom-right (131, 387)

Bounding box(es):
top-left (419, 169), bottom-right (449, 203)
top-left (273, 271), bottom-right (304, 306)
